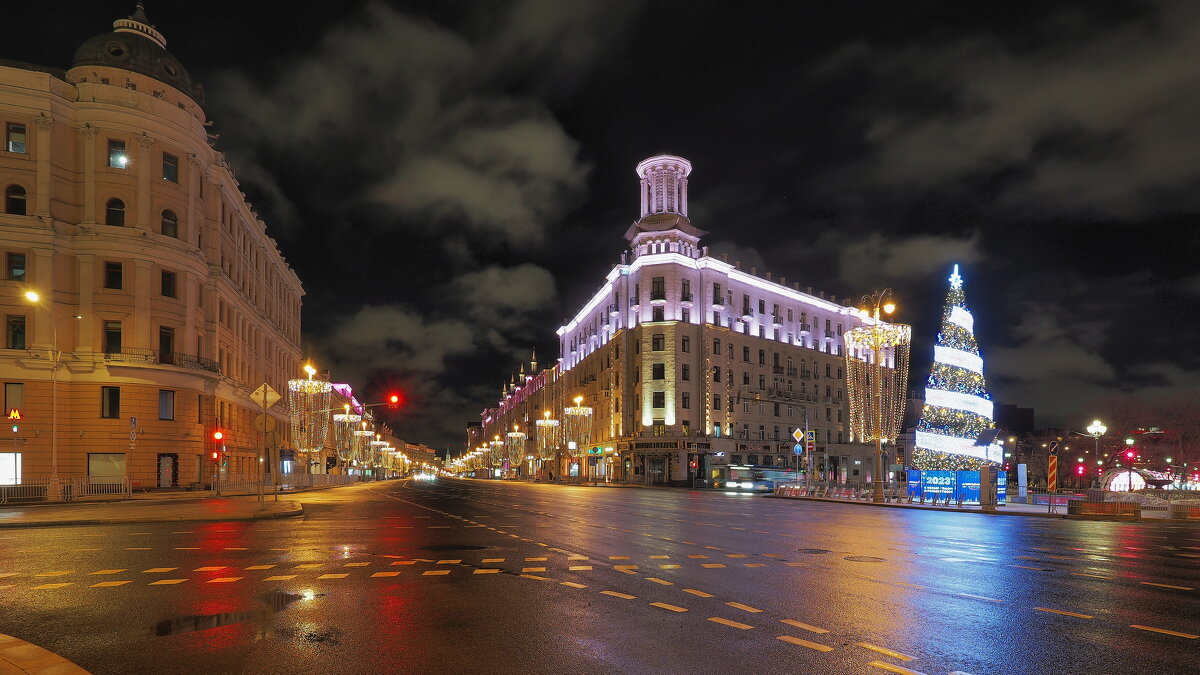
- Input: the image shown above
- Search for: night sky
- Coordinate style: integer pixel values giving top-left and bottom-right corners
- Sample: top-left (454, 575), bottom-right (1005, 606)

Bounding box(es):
top-left (11, 1), bottom-right (1200, 452)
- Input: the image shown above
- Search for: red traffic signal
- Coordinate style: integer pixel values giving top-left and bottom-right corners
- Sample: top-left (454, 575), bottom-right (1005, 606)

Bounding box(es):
top-left (1076, 465), bottom-right (1085, 475)
top-left (213, 430), bottom-right (224, 441)
top-left (387, 393), bottom-right (401, 410)
top-left (211, 451), bottom-right (219, 462)
top-left (1125, 450), bottom-right (1135, 460)
top-left (689, 460), bottom-right (698, 470)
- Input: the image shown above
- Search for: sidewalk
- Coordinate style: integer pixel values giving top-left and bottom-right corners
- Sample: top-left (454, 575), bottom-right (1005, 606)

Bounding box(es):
top-left (0, 493), bottom-right (304, 528)
top-left (768, 493), bottom-right (1181, 521)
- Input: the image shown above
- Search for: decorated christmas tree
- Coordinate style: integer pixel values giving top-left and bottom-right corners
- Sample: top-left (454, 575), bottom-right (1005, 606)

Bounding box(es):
top-left (911, 264), bottom-right (1003, 470)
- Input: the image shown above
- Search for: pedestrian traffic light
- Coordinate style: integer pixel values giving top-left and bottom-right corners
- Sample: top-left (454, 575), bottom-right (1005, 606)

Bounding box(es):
top-left (211, 450), bottom-right (219, 462)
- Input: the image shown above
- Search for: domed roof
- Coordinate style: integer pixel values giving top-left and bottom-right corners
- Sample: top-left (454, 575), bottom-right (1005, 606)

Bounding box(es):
top-left (70, 3), bottom-right (202, 106)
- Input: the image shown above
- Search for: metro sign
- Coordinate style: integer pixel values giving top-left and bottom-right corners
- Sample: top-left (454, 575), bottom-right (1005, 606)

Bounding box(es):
top-left (6, 408), bottom-right (19, 421)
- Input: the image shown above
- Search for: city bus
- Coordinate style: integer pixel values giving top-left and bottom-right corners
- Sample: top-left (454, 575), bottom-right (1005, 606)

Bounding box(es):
top-left (717, 465), bottom-right (800, 491)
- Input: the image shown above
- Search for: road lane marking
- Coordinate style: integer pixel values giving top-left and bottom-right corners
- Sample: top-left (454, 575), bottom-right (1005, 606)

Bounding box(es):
top-left (1034, 607), bottom-right (1093, 619)
top-left (174, 547), bottom-right (200, 550)
top-left (569, 566), bottom-right (593, 571)
top-left (650, 602), bottom-right (687, 612)
top-left (560, 582), bottom-right (587, 589)
top-left (708, 617), bottom-right (753, 630)
top-left (149, 579), bottom-right (187, 585)
top-left (781, 619), bottom-right (829, 633)
top-left (1013, 565), bottom-right (1050, 571)
top-left (422, 570), bottom-right (451, 576)
top-left (701, 564), bottom-right (726, 568)
top-left (646, 577), bottom-right (674, 585)
top-left (856, 642), bottom-right (914, 661)
top-left (1129, 625), bottom-right (1199, 639)
top-left (1140, 582), bottom-right (1194, 590)
top-left (371, 572), bottom-right (401, 578)
top-left (726, 554), bottom-right (748, 558)
top-left (390, 561), bottom-right (416, 566)
top-left (270, 548), bottom-right (290, 552)
top-left (743, 563), bottom-right (766, 568)
top-left (866, 661), bottom-right (927, 675)
top-left (245, 565), bottom-right (275, 571)
top-left (264, 576), bottom-right (297, 581)
top-left (777, 635), bottom-right (833, 652)
top-left (224, 547), bottom-right (248, 551)
top-left (88, 569), bottom-right (126, 575)
top-left (687, 555), bottom-right (709, 559)
top-left (74, 549), bottom-right (101, 552)
top-left (436, 560), bottom-right (462, 565)
top-left (520, 574), bottom-right (550, 580)
top-left (30, 583), bottom-right (73, 590)
top-left (659, 564), bottom-right (681, 569)
top-left (344, 562), bottom-right (371, 567)
top-left (294, 564), bottom-right (322, 569)
top-left (608, 556), bottom-right (630, 560)
top-left (956, 593), bottom-right (1002, 603)
top-left (600, 591), bottom-right (636, 600)
top-left (317, 574), bottom-right (349, 579)
top-left (142, 568), bottom-right (177, 573)
top-left (474, 569), bottom-right (500, 574)
top-left (194, 567), bottom-right (226, 572)
top-left (762, 554), bottom-right (785, 558)
top-left (482, 558), bottom-right (505, 563)
top-left (208, 577), bottom-right (242, 583)
top-left (649, 555), bottom-right (670, 560)
top-left (726, 602), bottom-right (763, 613)
top-left (614, 565), bottom-right (638, 571)
top-left (567, 555), bottom-right (588, 560)
top-left (525, 557), bottom-right (547, 562)
top-left (522, 567), bottom-right (546, 573)
top-left (90, 581), bottom-right (131, 588)
top-left (124, 548), bottom-right (151, 551)
top-left (684, 589), bottom-right (714, 598)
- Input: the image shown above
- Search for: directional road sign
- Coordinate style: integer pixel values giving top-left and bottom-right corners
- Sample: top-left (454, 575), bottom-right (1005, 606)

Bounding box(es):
top-left (792, 443), bottom-right (804, 455)
top-left (792, 428), bottom-right (803, 442)
top-left (250, 383), bottom-right (281, 409)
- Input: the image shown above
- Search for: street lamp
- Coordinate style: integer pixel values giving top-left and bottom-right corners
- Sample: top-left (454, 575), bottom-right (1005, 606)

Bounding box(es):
top-left (1085, 419), bottom-right (1106, 488)
top-left (24, 291), bottom-right (81, 501)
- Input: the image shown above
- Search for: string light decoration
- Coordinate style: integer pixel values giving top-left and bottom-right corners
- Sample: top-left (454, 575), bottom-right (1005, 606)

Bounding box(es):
top-left (844, 316), bottom-right (911, 444)
top-left (369, 439), bottom-right (389, 467)
top-left (535, 410), bottom-right (560, 460)
top-left (506, 426), bottom-right (527, 465)
top-left (288, 364), bottom-right (332, 456)
top-left (489, 436), bottom-right (506, 467)
top-left (911, 264), bottom-right (1003, 470)
top-left (562, 395), bottom-right (593, 458)
top-left (332, 409), bottom-right (362, 462)
top-left (352, 425), bottom-right (374, 466)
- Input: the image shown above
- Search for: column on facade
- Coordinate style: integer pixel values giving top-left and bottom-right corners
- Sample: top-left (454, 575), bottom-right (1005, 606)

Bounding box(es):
top-left (81, 124), bottom-right (97, 224)
top-left (183, 274), bottom-right (197, 355)
top-left (33, 115), bottom-right (53, 217)
top-left (132, 261), bottom-right (152, 348)
top-left (30, 249), bottom-right (55, 348)
top-left (135, 133), bottom-right (153, 230)
top-left (76, 255), bottom-right (95, 353)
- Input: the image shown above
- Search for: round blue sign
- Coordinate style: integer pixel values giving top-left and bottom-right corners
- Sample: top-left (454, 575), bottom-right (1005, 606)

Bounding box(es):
top-left (793, 443), bottom-right (804, 455)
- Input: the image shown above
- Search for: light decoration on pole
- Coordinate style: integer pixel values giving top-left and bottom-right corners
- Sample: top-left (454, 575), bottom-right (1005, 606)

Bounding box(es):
top-left (911, 265), bottom-right (1003, 470)
top-left (489, 436), bottom-right (506, 467)
top-left (352, 423), bottom-right (374, 466)
top-left (535, 410), bottom-right (560, 460)
top-left (506, 425), bottom-right (527, 466)
top-left (332, 406), bottom-right (362, 463)
top-left (369, 439), bottom-right (389, 468)
top-left (563, 395), bottom-right (593, 458)
top-left (288, 363), bottom-right (332, 457)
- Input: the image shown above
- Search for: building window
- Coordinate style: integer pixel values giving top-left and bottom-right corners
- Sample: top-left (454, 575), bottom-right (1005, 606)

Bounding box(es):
top-left (6, 253), bottom-right (25, 281)
top-left (6, 123), bottom-right (26, 153)
top-left (107, 139), bottom-right (127, 168)
top-left (652, 363), bottom-right (665, 380)
top-left (682, 420), bottom-right (690, 436)
top-left (681, 364), bottom-right (690, 381)
top-left (758, 349), bottom-right (766, 365)
top-left (742, 346), bottom-right (749, 362)
top-left (158, 390), bottom-right (175, 420)
top-left (161, 210), bottom-right (178, 238)
top-left (681, 392), bottom-right (690, 409)
top-left (5, 185), bottom-right (26, 215)
top-left (681, 308), bottom-right (689, 323)
top-left (681, 336), bottom-right (690, 353)
top-left (101, 386), bottom-right (121, 418)
top-left (105, 198), bottom-right (125, 226)
top-left (653, 419), bottom-right (666, 436)
top-left (651, 276), bottom-right (665, 301)
top-left (681, 279), bottom-right (691, 302)
top-left (712, 338), bottom-right (720, 355)
top-left (3, 382), bottom-right (23, 411)
top-left (759, 375), bottom-right (766, 389)
top-left (161, 270), bottom-right (177, 298)
top-left (712, 283), bottom-right (722, 305)
top-left (162, 152), bottom-right (179, 182)
top-left (103, 321), bottom-right (122, 354)
top-left (104, 262), bottom-right (123, 289)
top-left (652, 307), bottom-right (664, 322)
top-left (713, 366), bottom-right (721, 383)
top-left (652, 391), bottom-right (665, 408)
top-left (5, 315), bottom-right (25, 349)
top-left (714, 394), bottom-right (721, 410)
top-left (652, 333), bottom-right (665, 351)
top-left (159, 326), bottom-right (175, 364)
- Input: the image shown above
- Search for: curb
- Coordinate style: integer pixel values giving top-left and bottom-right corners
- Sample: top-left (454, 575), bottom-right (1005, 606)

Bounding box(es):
top-left (0, 504), bottom-right (304, 529)
top-left (767, 494), bottom-right (1075, 519)
top-left (0, 632), bottom-right (89, 674)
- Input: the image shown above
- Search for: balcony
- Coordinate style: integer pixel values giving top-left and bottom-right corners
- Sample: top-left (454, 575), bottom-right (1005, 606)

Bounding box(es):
top-left (771, 316), bottom-right (783, 327)
top-left (824, 330), bottom-right (835, 338)
top-left (104, 347), bottom-right (221, 374)
top-left (772, 365), bottom-right (784, 374)
top-left (680, 294), bottom-right (693, 304)
top-left (786, 367), bottom-right (797, 376)
top-left (608, 304), bottom-right (619, 316)
top-left (712, 297), bottom-right (725, 307)
top-left (741, 309), bottom-right (754, 321)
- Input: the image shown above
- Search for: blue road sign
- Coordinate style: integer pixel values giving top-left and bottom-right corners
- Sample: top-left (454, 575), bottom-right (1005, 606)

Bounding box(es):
top-left (793, 443), bottom-right (804, 455)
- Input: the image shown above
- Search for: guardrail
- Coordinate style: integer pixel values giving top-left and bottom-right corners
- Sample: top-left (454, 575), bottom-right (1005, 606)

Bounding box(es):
top-left (0, 476), bottom-right (131, 502)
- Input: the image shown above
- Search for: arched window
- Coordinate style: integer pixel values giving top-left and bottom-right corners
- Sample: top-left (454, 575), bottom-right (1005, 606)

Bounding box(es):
top-left (105, 198), bottom-right (125, 227)
top-left (5, 185), bottom-right (26, 215)
top-left (161, 209), bottom-right (178, 238)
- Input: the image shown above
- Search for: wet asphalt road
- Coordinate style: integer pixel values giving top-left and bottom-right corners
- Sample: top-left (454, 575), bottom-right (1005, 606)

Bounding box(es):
top-left (0, 478), bottom-right (1197, 674)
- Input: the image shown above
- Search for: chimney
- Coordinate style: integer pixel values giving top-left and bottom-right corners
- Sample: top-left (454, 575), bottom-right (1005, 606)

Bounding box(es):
top-left (779, 276), bottom-right (785, 285)
top-left (818, 291), bottom-right (825, 299)
top-left (734, 260), bottom-right (741, 270)
top-left (765, 272), bottom-right (773, 281)
top-left (750, 266), bottom-right (756, 275)
top-left (806, 286), bottom-right (813, 294)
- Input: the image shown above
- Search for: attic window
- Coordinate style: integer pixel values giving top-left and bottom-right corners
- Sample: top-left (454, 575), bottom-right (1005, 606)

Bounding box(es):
top-left (106, 42), bottom-right (126, 57)
top-left (163, 63), bottom-right (178, 77)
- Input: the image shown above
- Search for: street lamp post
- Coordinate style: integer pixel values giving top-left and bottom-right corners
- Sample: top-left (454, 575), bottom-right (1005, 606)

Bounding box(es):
top-left (24, 291), bottom-right (81, 502)
top-left (1085, 419), bottom-right (1106, 489)
top-left (857, 290), bottom-right (899, 504)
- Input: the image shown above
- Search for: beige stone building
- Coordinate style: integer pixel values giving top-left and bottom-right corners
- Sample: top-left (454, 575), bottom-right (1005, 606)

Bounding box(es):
top-left (0, 6), bottom-right (303, 490)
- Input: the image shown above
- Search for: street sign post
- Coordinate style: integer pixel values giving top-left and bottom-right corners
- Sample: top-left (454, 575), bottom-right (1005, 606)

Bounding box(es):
top-left (792, 428), bottom-right (803, 442)
top-left (1047, 441), bottom-right (1060, 512)
top-left (792, 443), bottom-right (804, 455)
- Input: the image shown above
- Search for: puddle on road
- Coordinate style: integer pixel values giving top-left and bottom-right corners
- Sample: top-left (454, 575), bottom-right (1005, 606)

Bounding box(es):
top-left (150, 590), bottom-right (327, 638)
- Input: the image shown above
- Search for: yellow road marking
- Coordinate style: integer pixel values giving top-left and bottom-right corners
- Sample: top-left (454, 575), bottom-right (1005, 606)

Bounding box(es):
top-left (567, 555), bottom-right (588, 560)
top-left (857, 642), bottom-right (914, 661)
top-left (174, 547), bottom-right (200, 550)
top-left (1140, 582), bottom-right (1194, 591)
top-left (650, 555), bottom-right (670, 560)
top-left (88, 569), bottom-right (126, 575)
top-left (208, 577), bottom-right (242, 583)
top-left (659, 564), bottom-right (681, 569)
top-left (194, 567), bottom-right (226, 572)
top-left (1071, 573), bottom-right (1113, 579)
top-left (473, 569), bottom-right (500, 574)
top-left (90, 581), bottom-right (131, 588)
top-left (264, 575), bottom-right (297, 581)
top-left (436, 559), bottom-right (462, 565)
top-left (650, 602), bottom-right (687, 612)
top-left (684, 588), bottom-right (714, 598)
top-left (245, 565), bottom-right (275, 570)
top-left (317, 573), bottom-right (349, 579)
top-left (726, 554), bottom-right (748, 558)
top-left (560, 582), bottom-right (587, 589)
top-left (866, 660), bottom-right (927, 675)
top-left (646, 577), bottom-right (674, 585)
top-left (600, 590), bottom-right (636, 600)
top-left (1034, 607), bottom-right (1093, 619)
top-left (520, 574), bottom-right (550, 580)
top-left (344, 562), bottom-right (371, 567)
top-left (707, 617), bottom-right (753, 630)
top-left (34, 571), bottom-right (73, 577)
top-left (569, 566), bottom-right (593, 571)
top-left (687, 555), bottom-right (709, 559)
top-left (777, 635), bottom-right (833, 651)
top-left (422, 570), bottom-right (451, 576)
top-left (701, 563), bottom-right (726, 568)
top-left (743, 563), bottom-right (766, 568)
top-left (525, 557), bottom-right (547, 562)
top-left (762, 554), bottom-right (785, 558)
top-left (30, 583), bottom-right (73, 590)
top-left (143, 568), bottom-right (177, 573)
top-left (390, 561), bottom-right (416, 566)
top-left (294, 564), bottom-right (322, 569)
top-left (270, 548), bottom-right (290, 551)
top-left (614, 565), bottom-right (638, 571)
top-left (149, 579), bottom-right (187, 585)
top-left (482, 558), bottom-right (505, 563)
top-left (726, 602), bottom-right (762, 613)
top-left (781, 619), bottom-right (829, 633)
top-left (784, 562), bottom-right (808, 568)
top-left (522, 567), bottom-right (546, 573)
top-left (371, 572), bottom-right (400, 578)
top-left (224, 547), bottom-right (248, 551)
top-left (1130, 625), bottom-right (1199, 639)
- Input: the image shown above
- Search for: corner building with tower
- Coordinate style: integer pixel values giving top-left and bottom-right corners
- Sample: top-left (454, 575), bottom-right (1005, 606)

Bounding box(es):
top-left (0, 6), bottom-right (303, 490)
top-left (470, 155), bottom-right (904, 486)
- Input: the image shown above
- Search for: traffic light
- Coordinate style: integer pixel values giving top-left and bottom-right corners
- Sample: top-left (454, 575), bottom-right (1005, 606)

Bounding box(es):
top-left (689, 459), bottom-right (698, 470)
top-left (387, 393), bottom-right (401, 410)
top-left (211, 450), bottom-right (219, 462)
top-left (213, 430), bottom-right (224, 442)
top-left (1076, 465), bottom-right (1085, 476)
top-left (1125, 450), bottom-right (1135, 460)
